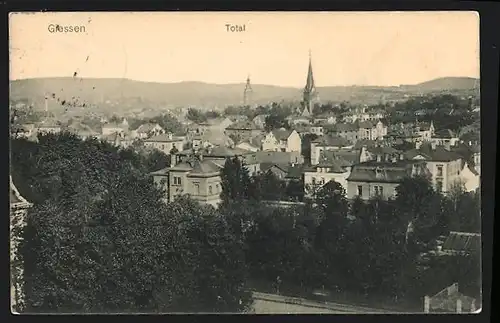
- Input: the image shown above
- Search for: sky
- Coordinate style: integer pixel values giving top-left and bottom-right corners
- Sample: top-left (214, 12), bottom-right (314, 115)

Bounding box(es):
top-left (9, 11), bottom-right (479, 87)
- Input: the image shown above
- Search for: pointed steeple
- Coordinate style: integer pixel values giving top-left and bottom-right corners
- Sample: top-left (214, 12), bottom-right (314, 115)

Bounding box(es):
top-left (302, 50), bottom-right (318, 117)
top-left (304, 50), bottom-right (315, 93)
top-left (243, 74), bottom-right (253, 106)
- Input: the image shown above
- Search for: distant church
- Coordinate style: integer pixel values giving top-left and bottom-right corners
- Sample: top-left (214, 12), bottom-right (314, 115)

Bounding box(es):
top-left (301, 51), bottom-right (319, 117)
top-left (243, 75), bottom-right (253, 106)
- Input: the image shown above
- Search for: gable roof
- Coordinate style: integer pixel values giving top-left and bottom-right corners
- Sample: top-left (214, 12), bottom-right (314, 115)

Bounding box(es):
top-left (272, 128), bottom-right (293, 141)
top-left (256, 151), bottom-right (298, 164)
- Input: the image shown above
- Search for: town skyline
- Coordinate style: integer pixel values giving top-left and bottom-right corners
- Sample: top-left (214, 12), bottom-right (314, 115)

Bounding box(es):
top-left (10, 12), bottom-right (479, 88)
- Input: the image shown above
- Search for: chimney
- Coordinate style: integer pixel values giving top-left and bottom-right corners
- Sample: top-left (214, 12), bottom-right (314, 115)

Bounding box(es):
top-left (399, 154), bottom-right (404, 160)
top-left (376, 154), bottom-right (382, 162)
top-left (170, 153), bottom-right (177, 167)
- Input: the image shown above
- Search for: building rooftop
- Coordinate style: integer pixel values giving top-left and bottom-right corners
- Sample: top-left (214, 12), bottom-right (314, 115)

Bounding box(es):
top-left (272, 128), bottom-right (294, 141)
top-left (312, 135), bottom-right (352, 147)
top-left (441, 231), bottom-right (480, 255)
top-left (347, 160), bottom-right (426, 183)
top-left (145, 134), bottom-right (183, 143)
top-left (404, 145), bottom-right (462, 162)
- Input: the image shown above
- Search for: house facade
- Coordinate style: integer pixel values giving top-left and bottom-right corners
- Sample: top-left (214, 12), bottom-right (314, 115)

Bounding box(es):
top-left (358, 120), bottom-right (387, 141)
top-left (404, 146), bottom-right (463, 194)
top-left (144, 133), bottom-right (185, 155)
top-left (430, 129), bottom-right (459, 150)
top-left (151, 154), bottom-right (222, 207)
top-left (262, 128), bottom-right (302, 154)
top-left (346, 159), bottom-right (430, 200)
top-left (326, 123), bottom-right (359, 143)
top-left (310, 135), bottom-right (354, 165)
top-left (304, 150), bottom-right (354, 196)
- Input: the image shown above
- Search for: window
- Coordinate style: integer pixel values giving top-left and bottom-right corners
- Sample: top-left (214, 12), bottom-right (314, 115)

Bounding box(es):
top-left (321, 178), bottom-right (325, 184)
top-left (312, 178), bottom-right (316, 185)
top-left (173, 176), bottom-right (182, 185)
top-left (374, 185), bottom-right (384, 196)
top-left (209, 185), bottom-right (213, 195)
top-left (194, 183), bottom-right (200, 195)
top-left (216, 184), bottom-right (220, 192)
top-left (436, 180), bottom-right (443, 192)
top-left (436, 165), bottom-right (444, 177)
top-left (357, 185), bottom-right (363, 196)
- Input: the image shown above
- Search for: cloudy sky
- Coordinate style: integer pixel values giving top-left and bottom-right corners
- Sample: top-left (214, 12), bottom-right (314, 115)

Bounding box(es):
top-left (10, 11), bottom-right (479, 87)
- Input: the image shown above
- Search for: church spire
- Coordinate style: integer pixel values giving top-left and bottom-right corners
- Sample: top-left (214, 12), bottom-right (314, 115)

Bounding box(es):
top-left (302, 50), bottom-right (317, 117)
top-left (243, 74), bottom-right (253, 106)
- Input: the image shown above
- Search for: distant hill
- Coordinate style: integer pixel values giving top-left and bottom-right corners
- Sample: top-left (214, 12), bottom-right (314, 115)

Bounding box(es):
top-left (399, 77), bottom-right (480, 93)
top-left (9, 76), bottom-right (479, 113)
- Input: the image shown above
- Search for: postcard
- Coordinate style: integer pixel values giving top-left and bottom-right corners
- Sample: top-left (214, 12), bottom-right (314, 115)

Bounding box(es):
top-left (9, 11), bottom-right (480, 314)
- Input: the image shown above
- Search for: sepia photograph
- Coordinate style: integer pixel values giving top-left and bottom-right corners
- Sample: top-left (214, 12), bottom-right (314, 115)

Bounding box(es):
top-left (9, 11), bottom-right (481, 314)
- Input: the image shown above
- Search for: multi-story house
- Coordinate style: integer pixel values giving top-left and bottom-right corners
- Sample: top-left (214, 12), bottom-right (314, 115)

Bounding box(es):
top-left (430, 129), bottom-right (459, 150)
top-left (151, 153), bottom-right (222, 207)
top-left (144, 133), bottom-right (185, 155)
top-left (413, 121), bottom-right (435, 142)
top-left (304, 150), bottom-right (358, 196)
top-left (326, 123), bottom-right (359, 143)
top-left (133, 123), bottom-right (165, 139)
top-left (404, 145), bottom-right (463, 194)
top-left (262, 128), bottom-right (302, 154)
top-left (310, 135), bottom-right (354, 165)
top-left (224, 121), bottom-right (262, 143)
top-left (177, 146), bottom-right (261, 175)
top-left (358, 120), bottom-right (387, 141)
top-left (346, 157), bottom-right (430, 200)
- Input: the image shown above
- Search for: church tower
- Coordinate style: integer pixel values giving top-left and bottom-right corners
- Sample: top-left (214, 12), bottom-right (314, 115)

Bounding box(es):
top-left (302, 50), bottom-right (318, 117)
top-left (243, 75), bottom-right (253, 106)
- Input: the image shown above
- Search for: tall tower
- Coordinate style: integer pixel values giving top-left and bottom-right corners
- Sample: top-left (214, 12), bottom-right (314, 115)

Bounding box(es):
top-left (243, 75), bottom-right (253, 106)
top-left (302, 50), bottom-right (318, 117)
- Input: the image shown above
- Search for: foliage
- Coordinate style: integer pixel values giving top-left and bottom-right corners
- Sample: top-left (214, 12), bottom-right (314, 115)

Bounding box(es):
top-left (301, 133), bottom-right (318, 162)
top-left (12, 133), bottom-right (252, 313)
top-left (186, 108), bottom-right (208, 124)
top-left (220, 157), bottom-right (252, 205)
top-left (148, 113), bottom-right (185, 134)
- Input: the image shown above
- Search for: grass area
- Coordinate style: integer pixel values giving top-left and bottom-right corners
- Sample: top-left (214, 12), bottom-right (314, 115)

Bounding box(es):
top-left (247, 278), bottom-right (422, 313)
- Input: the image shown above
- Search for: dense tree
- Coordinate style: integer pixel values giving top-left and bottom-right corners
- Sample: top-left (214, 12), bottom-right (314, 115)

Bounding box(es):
top-left (301, 133), bottom-right (318, 162)
top-left (264, 114), bottom-right (289, 132)
top-left (220, 157), bottom-right (252, 205)
top-left (186, 108), bottom-right (208, 124)
top-left (12, 134), bottom-right (253, 313)
top-left (148, 113), bottom-right (184, 134)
